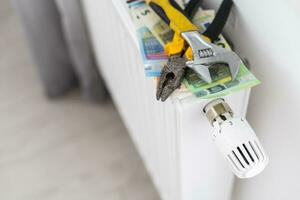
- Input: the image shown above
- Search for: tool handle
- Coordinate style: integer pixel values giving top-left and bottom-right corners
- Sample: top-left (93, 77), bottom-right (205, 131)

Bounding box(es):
top-left (146, 0), bottom-right (198, 34)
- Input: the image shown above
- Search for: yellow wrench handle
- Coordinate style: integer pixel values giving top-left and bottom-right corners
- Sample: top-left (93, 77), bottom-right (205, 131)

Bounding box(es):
top-left (146, 0), bottom-right (198, 34)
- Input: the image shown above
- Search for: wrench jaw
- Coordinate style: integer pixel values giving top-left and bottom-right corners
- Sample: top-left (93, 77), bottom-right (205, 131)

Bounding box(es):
top-left (186, 61), bottom-right (212, 83)
top-left (209, 42), bottom-right (242, 80)
top-left (197, 51), bottom-right (242, 80)
top-left (182, 31), bottom-right (242, 83)
top-left (227, 54), bottom-right (241, 80)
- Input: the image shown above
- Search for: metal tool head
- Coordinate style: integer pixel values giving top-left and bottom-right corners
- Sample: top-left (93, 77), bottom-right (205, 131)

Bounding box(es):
top-left (156, 55), bottom-right (186, 101)
top-left (181, 31), bottom-right (242, 83)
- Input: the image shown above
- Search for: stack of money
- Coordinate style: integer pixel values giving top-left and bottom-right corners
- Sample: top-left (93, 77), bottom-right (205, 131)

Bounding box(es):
top-left (128, 0), bottom-right (171, 76)
top-left (127, 0), bottom-right (260, 99)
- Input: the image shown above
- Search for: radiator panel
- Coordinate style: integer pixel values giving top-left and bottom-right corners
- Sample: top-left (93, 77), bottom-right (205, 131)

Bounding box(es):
top-left (82, 1), bottom-right (250, 199)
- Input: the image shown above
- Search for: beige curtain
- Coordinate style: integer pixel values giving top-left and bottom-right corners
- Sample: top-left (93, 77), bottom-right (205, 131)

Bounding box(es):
top-left (11, 0), bottom-right (107, 102)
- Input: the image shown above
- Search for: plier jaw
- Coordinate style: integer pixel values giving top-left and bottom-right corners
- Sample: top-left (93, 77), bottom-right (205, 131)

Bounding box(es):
top-left (156, 55), bottom-right (186, 101)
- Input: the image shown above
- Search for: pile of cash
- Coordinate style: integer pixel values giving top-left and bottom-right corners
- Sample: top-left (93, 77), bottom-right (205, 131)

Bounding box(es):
top-left (127, 0), bottom-right (260, 99)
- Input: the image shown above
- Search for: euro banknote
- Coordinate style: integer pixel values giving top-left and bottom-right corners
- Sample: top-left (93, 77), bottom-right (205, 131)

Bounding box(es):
top-left (128, 0), bottom-right (170, 76)
top-left (183, 63), bottom-right (260, 99)
top-left (128, 0), bottom-right (174, 46)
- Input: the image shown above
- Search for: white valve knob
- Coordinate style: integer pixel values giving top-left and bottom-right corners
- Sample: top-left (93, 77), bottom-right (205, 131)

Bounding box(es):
top-left (204, 99), bottom-right (269, 178)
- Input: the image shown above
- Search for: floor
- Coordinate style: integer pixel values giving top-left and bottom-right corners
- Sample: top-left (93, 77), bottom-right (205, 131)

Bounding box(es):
top-left (0, 1), bottom-right (160, 199)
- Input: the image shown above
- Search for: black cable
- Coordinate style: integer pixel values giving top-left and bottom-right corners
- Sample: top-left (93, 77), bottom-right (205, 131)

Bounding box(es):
top-left (203, 0), bottom-right (233, 42)
top-left (184, 0), bottom-right (203, 19)
top-left (152, 0), bottom-right (233, 44)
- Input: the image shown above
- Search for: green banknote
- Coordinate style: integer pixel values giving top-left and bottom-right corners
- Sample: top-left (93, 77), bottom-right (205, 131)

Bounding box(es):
top-left (183, 64), bottom-right (260, 98)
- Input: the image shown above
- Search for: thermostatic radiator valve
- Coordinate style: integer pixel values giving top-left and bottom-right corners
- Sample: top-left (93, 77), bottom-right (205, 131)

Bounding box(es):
top-left (203, 98), bottom-right (269, 178)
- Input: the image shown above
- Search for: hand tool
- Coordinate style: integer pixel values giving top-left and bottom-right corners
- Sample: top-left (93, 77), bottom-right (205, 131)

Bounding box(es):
top-left (155, 0), bottom-right (202, 101)
top-left (146, 0), bottom-right (242, 101)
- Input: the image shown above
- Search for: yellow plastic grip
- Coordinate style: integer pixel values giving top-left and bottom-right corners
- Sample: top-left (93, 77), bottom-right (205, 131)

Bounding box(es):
top-left (146, 0), bottom-right (198, 34)
top-left (164, 33), bottom-right (184, 56)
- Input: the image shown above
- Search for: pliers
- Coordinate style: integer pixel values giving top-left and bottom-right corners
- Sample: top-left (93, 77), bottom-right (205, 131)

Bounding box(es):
top-left (154, 0), bottom-right (203, 101)
top-left (146, 0), bottom-right (238, 101)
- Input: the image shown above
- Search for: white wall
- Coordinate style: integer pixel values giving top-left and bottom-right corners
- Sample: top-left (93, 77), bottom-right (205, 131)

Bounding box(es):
top-left (202, 0), bottom-right (300, 199)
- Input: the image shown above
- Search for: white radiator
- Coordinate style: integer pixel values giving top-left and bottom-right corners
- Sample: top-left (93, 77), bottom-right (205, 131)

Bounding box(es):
top-left (82, 1), bottom-right (250, 199)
